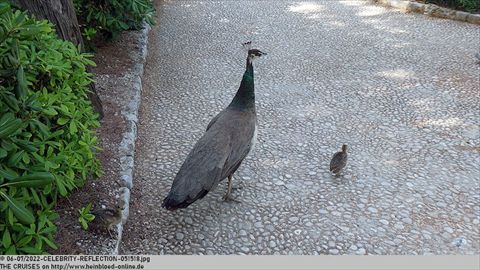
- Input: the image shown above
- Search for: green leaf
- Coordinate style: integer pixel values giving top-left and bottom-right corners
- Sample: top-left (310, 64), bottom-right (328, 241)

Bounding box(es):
top-left (69, 121), bottom-right (77, 134)
top-left (43, 107), bottom-right (58, 116)
top-left (118, 20), bottom-right (129, 30)
top-left (0, 148), bottom-right (7, 158)
top-left (11, 224), bottom-right (24, 233)
top-left (0, 167), bottom-right (18, 180)
top-left (31, 120), bottom-right (49, 138)
top-left (0, 118), bottom-right (23, 138)
top-left (39, 226), bottom-right (56, 235)
top-left (31, 153), bottom-right (45, 164)
top-left (1, 140), bottom-right (15, 151)
top-left (17, 235), bottom-right (33, 247)
top-left (3, 94), bottom-right (20, 112)
top-left (42, 183), bottom-right (52, 195)
top-left (7, 208), bottom-right (14, 226)
top-left (22, 152), bottom-right (30, 164)
top-left (85, 202), bottom-right (92, 213)
top-left (15, 66), bottom-right (28, 99)
top-left (40, 235), bottom-right (58, 250)
top-left (80, 219), bottom-right (88, 230)
top-left (18, 246), bottom-right (42, 255)
top-left (7, 150), bottom-right (25, 167)
top-left (15, 140), bottom-right (38, 152)
top-left (13, 10), bottom-right (26, 26)
top-left (0, 2), bottom-right (11, 15)
top-left (5, 172), bottom-right (54, 188)
top-left (34, 235), bottom-right (42, 251)
top-left (30, 188), bottom-right (41, 205)
top-left (5, 245), bottom-right (16, 255)
top-left (0, 190), bottom-right (35, 224)
top-left (57, 117), bottom-right (69, 125)
top-left (2, 228), bottom-right (11, 248)
top-left (0, 113), bottom-right (14, 127)
top-left (55, 176), bottom-right (67, 197)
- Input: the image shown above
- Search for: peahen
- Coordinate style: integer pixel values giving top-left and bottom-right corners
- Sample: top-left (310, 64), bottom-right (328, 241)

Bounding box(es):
top-left (162, 42), bottom-right (266, 211)
top-left (330, 144), bottom-right (348, 176)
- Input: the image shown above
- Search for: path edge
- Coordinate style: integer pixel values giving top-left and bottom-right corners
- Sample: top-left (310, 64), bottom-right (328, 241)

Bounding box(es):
top-left (113, 22), bottom-right (151, 255)
top-left (370, 0), bottom-right (480, 25)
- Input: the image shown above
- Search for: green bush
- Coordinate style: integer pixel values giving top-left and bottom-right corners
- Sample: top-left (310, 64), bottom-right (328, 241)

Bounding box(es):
top-left (425, 0), bottom-right (480, 12)
top-left (0, 2), bottom-right (100, 254)
top-left (74, 0), bottom-right (155, 43)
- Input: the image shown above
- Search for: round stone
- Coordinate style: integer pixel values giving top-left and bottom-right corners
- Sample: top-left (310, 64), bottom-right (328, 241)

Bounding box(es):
top-left (452, 238), bottom-right (467, 247)
top-left (176, 232), bottom-right (185, 240)
top-left (240, 247), bottom-right (250, 253)
top-left (356, 248), bottom-right (366, 255)
top-left (329, 249), bottom-right (339, 255)
top-left (289, 217), bottom-right (299, 222)
top-left (184, 217), bottom-right (193, 225)
top-left (401, 217), bottom-right (412, 224)
top-left (444, 227), bottom-right (454, 234)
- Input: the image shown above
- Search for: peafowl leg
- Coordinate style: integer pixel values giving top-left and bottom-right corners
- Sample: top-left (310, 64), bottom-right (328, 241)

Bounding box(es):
top-left (223, 175), bottom-right (241, 203)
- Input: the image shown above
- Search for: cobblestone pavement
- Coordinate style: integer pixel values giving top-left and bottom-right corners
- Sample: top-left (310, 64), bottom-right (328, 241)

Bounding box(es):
top-left (121, 0), bottom-right (480, 255)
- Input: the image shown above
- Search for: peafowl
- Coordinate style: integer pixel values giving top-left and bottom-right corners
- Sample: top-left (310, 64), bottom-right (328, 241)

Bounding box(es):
top-left (90, 202), bottom-right (124, 237)
top-left (162, 42), bottom-right (266, 211)
top-left (330, 144), bottom-right (348, 177)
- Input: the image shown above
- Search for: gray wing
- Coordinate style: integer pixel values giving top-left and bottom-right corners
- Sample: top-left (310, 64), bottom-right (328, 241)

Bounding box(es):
top-left (206, 110), bottom-right (223, 131)
top-left (216, 110), bottom-right (256, 178)
top-left (167, 109), bottom-right (256, 204)
top-left (169, 128), bottom-right (231, 203)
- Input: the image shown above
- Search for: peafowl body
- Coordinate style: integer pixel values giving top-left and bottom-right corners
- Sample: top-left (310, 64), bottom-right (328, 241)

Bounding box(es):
top-left (90, 204), bottom-right (124, 237)
top-left (162, 47), bottom-right (266, 211)
top-left (330, 144), bottom-right (348, 176)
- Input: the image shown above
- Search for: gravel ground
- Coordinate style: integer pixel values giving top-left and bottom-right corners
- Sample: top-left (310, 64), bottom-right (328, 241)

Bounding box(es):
top-left (121, 0), bottom-right (480, 255)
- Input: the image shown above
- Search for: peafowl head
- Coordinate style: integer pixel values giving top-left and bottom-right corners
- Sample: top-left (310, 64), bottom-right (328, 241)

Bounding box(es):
top-left (248, 49), bottom-right (267, 59)
top-left (116, 199), bottom-right (126, 212)
top-left (342, 144), bottom-right (348, 152)
top-left (243, 41), bottom-right (267, 64)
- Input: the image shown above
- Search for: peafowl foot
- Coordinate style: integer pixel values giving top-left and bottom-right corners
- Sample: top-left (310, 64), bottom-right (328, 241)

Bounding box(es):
top-left (223, 175), bottom-right (241, 203)
top-left (231, 185), bottom-right (244, 191)
top-left (222, 194), bottom-right (241, 203)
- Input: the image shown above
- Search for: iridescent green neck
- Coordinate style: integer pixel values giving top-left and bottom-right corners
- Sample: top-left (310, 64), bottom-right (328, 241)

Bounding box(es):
top-left (229, 62), bottom-right (255, 110)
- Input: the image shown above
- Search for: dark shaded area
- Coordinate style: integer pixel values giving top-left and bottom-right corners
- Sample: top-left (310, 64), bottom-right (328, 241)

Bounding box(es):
top-left (11, 0), bottom-right (84, 47)
top-left (419, 0), bottom-right (480, 13)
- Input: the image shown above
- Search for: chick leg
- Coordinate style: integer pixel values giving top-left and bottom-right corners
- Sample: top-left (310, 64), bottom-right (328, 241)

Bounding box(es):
top-left (223, 175), bottom-right (241, 203)
top-left (107, 227), bottom-right (114, 238)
